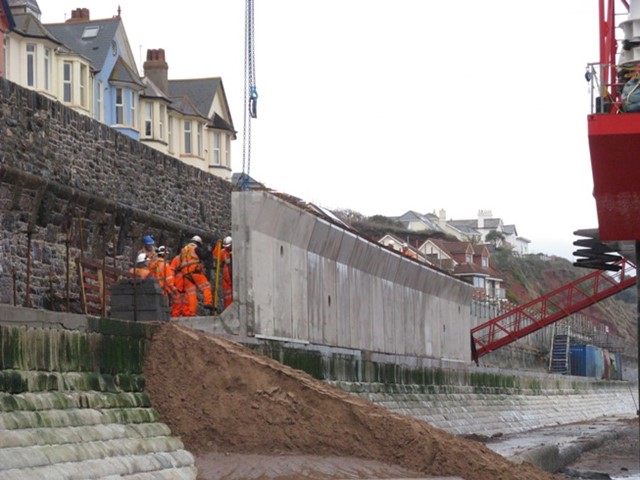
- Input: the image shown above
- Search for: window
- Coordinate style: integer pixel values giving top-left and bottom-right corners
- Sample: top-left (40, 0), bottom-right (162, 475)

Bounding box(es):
top-left (159, 105), bottom-right (165, 140)
top-left (213, 132), bottom-right (220, 165)
top-left (130, 92), bottom-right (136, 127)
top-left (465, 253), bottom-right (473, 263)
top-left (168, 116), bottom-right (174, 152)
top-left (43, 48), bottom-right (50, 90)
top-left (26, 44), bottom-right (36, 87)
top-left (63, 61), bottom-right (72, 102)
top-left (2, 37), bottom-right (8, 77)
top-left (115, 88), bottom-right (124, 124)
top-left (144, 102), bottom-right (153, 137)
top-left (481, 256), bottom-right (488, 268)
top-left (197, 123), bottom-right (203, 156)
top-left (79, 64), bottom-right (87, 107)
top-left (96, 81), bottom-right (102, 121)
top-left (224, 135), bottom-right (230, 167)
top-left (82, 26), bottom-right (99, 39)
top-left (184, 120), bottom-right (192, 154)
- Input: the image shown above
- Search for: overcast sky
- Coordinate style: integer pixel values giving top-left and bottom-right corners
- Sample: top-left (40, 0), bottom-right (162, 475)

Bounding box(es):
top-left (39, 1), bottom-right (603, 260)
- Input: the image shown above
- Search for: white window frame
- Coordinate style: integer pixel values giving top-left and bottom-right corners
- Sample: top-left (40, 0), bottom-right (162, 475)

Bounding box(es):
top-left (130, 91), bottom-right (136, 127)
top-left (79, 64), bottom-right (87, 107)
top-left (96, 80), bottom-right (102, 121)
top-left (168, 115), bottom-right (174, 152)
top-left (159, 105), bottom-right (165, 140)
top-left (197, 123), bottom-right (203, 156)
top-left (224, 135), bottom-right (230, 167)
top-left (184, 120), bottom-right (192, 154)
top-left (63, 61), bottom-right (72, 103)
top-left (115, 87), bottom-right (124, 124)
top-left (213, 132), bottom-right (221, 165)
top-left (144, 102), bottom-right (153, 137)
top-left (2, 37), bottom-right (8, 78)
top-left (43, 48), bottom-right (50, 90)
top-left (26, 44), bottom-right (36, 87)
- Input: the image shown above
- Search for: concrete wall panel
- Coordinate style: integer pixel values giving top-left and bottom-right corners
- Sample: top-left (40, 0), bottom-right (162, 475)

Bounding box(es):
top-left (336, 263), bottom-right (351, 347)
top-left (336, 231), bottom-right (358, 265)
top-left (382, 279), bottom-right (396, 354)
top-left (233, 191), bottom-right (473, 362)
top-left (370, 276), bottom-right (385, 352)
top-left (273, 240), bottom-right (293, 338)
top-left (307, 253), bottom-right (323, 344)
top-left (290, 246), bottom-right (310, 341)
top-left (307, 219), bottom-right (333, 258)
top-left (321, 258), bottom-right (338, 346)
top-left (291, 211), bottom-right (317, 250)
top-left (252, 231), bottom-right (276, 336)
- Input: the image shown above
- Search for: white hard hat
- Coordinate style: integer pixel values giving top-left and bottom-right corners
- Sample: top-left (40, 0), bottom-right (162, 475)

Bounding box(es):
top-left (190, 235), bottom-right (202, 245)
top-left (157, 245), bottom-right (167, 256)
top-left (223, 236), bottom-right (232, 247)
top-left (136, 253), bottom-right (147, 264)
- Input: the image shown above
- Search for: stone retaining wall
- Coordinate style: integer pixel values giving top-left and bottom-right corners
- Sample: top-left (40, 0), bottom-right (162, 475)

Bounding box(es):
top-left (0, 306), bottom-right (196, 479)
top-left (240, 329), bottom-right (639, 437)
top-left (0, 78), bottom-right (232, 311)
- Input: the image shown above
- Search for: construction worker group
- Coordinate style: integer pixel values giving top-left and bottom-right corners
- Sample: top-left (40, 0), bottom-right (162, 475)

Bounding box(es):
top-left (130, 234), bottom-right (233, 317)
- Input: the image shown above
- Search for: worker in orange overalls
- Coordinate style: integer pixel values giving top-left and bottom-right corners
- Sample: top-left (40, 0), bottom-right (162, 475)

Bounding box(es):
top-left (172, 235), bottom-right (214, 317)
top-left (212, 236), bottom-right (233, 311)
top-left (148, 245), bottom-right (175, 301)
top-left (129, 253), bottom-right (151, 279)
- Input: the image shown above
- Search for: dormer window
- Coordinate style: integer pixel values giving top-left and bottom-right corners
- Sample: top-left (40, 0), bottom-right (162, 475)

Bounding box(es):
top-left (82, 26), bottom-right (99, 39)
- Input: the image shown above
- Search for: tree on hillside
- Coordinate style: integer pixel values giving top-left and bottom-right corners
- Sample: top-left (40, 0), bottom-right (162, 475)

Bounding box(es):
top-left (486, 230), bottom-right (505, 248)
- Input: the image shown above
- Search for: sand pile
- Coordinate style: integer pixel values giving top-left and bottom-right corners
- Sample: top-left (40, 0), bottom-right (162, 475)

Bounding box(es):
top-left (143, 322), bottom-right (562, 480)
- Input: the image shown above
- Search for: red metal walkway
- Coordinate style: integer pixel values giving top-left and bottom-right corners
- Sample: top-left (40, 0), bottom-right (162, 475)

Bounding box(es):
top-left (471, 258), bottom-right (637, 363)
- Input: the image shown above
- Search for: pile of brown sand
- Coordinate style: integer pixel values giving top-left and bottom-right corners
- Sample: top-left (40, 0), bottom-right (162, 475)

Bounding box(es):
top-left (143, 322), bottom-right (562, 480)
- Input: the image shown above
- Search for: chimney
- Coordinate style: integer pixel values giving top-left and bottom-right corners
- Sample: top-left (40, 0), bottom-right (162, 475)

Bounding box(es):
top-left (438, 209), bottom-right (446, 224)
top-left (477, 209), bottom-right (492, 229)
top-left (143, 49), bottom-right (169, 95)
top-left (66, 8), bottom-right (90, 23)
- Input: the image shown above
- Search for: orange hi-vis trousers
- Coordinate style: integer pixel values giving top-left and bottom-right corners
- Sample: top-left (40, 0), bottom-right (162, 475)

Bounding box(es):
top-left (172, 271), bottom-right (213, 317)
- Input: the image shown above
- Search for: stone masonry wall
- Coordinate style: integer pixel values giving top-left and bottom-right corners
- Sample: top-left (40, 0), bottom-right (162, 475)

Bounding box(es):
top-left (0, 78), bottom-right (232, 311)
top-left (0, 306), bottom-right (196, 479)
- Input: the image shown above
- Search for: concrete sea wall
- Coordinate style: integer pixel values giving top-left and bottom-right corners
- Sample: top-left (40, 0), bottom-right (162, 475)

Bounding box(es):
top-left (231, 190), bottom-right (474, 362)
top-left (0, 306), bottom-right (196, 479)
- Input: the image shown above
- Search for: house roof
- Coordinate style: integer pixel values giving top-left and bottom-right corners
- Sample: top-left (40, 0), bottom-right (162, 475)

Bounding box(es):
top-left (12, 12), bottom-right (60, 43)
top-left (168, 95), bottom-right (208, 120)
top-left (45, 18), bottom-right (124, 72)
top-left (168, 78), bottom-right (236, 132)
top-left (454, 263), bottom-right (490, 277)
top-left (394, 210), bottom-right (442, 231)
top-left (471, 244), bottom-right (489, 256)
top-left (430, 239), bottom-right (472, 256)
top-left (168, 78), bottom-right (219, 116)
top-left (450, 217), bottom-right (501, 230)
top-left (503, 224), bottom-right (518, 236)
top-left (7, 0), bottom-right (39, 16)
top-left (109, 56), bottom-right (144, 87)
top-left (141, 77), bottom-right (170, 101)
top-left (1, 0), bottom-right (16, 29)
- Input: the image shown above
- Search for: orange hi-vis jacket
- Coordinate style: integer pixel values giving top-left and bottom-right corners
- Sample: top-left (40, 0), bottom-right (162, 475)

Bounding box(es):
top-left (149, 257), bottom-right (175, 296)
top-left (178, 243), bottom-right (203, 275)
top-left (129, 266), bottom-right (150, 279)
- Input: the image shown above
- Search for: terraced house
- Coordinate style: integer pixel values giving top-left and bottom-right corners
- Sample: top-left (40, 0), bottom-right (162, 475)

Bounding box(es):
top-left (2, 1), bottom-right (235, 180)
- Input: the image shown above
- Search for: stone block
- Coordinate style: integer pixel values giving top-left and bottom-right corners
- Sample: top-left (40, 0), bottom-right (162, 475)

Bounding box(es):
top-left (110, 279), bottom-right (170, 322)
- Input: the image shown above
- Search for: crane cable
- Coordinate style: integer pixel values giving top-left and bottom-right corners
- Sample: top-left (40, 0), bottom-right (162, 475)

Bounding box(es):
top-left (241, 0), bottom-right (257, 187)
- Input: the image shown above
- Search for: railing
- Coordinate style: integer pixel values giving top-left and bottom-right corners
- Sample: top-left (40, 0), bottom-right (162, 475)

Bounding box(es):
top-left (471, 258), bottom-right (637, 363)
